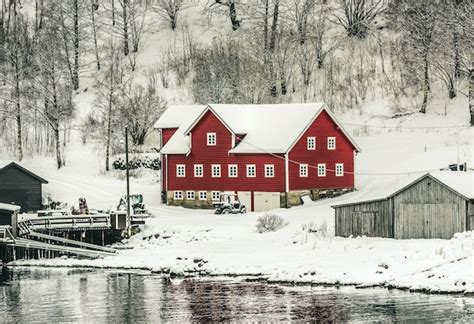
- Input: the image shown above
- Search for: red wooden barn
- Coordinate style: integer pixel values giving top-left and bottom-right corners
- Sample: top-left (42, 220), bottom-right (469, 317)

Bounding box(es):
top-left (154, 103), bottom-right (361, 211)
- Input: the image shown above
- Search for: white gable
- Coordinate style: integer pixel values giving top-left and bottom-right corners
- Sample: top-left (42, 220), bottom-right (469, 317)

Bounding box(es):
top-left (429, 171), bottom-right (474, 199)
top-left (155, 103), bottom-right (359, 155)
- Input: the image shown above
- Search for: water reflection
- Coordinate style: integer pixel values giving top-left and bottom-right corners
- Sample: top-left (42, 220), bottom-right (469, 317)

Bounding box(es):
top-left (0, 268), bottom-right (472, 322)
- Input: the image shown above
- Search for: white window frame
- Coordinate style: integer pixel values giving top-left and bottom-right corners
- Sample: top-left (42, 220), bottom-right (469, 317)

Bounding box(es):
top-left (207, 132), bottom-right (217, 146)
top-left (194, 164), bottom-right (203, 178)
top-left (228, 164), bottom-right (238, 178)
top-left (186, 191), bottom-right (195, 200)
top-left (246, 164), bottom-right (256, 178)
top-left (327, 137), bottom-right (336, 150)
top-left (335, 163), bottom-right (344, 177)
top-left (176, 164), bottom-right (186, 178)
top-left (265, 164), bottom-right (275, 178)
top-left (307, 137), bottom-right (316, 150)
top-left (318, 163), bottom-right (326, 177)
top-left (212, 164), bottom-right (221, 178)
top-left (199, 191), bottom-right (207, 201)
top-left (299, 164), bottom-right (308, 177)
top-left (212, 191), bottom-right (221, 201)
top-left (174, 191), bottom-right (183, 200)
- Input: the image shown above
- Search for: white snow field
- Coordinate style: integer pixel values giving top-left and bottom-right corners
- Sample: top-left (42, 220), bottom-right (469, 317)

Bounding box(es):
top-left (7, 98), bottom-right (474, 294)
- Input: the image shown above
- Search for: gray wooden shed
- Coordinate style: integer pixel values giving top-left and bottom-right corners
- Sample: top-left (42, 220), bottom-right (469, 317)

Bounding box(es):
top-left (333, 172), bottom-right (474, 239)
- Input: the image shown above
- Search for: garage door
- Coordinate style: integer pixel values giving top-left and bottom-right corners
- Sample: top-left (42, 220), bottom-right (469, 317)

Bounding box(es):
top-left (254, 192), bottom-right (280, 212)
top-left (237, 192), bottom-right (251, 212)
top-left (397, 203), bottom-right (459, 239)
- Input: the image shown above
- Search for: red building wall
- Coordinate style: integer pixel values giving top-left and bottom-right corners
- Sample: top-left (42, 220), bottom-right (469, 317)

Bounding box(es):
top-left (166, 110), bottom-right (286, 192)
top-left (288, 110), bottom-right (355, 190)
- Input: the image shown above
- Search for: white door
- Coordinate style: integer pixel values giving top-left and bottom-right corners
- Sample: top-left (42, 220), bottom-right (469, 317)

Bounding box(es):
top-left (254, 192), bottom-right (280, 212)
top-left (237, 191), bottom-right (251, 212)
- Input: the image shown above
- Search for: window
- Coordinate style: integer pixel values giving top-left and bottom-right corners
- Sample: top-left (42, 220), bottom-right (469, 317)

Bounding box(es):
top-left (194, 164), bottom-right (203, 177)
top-left (174, 191), bottom-right (183, 200)
top-left (246, 164), bottom-right (256, 177)
top-left (176, 164), bottom-right (186, 177)
top-left (212, 191), bottom-right (221, 201)
top-left (335, 163), bottom-right (344, 177)
top-left (307, 137), bottom-right (316, 150)
top-left (299, 164), bottom-right (308, 177)
top-left (318, 163), bottom-right (326, 177)
top-left (212, 164), bottom-right (221, 177)
top-left (265, 164), bottom-right (275, 178)
top-left (228, 164), bottom-right (238, 178)
top-left (207, 133), bottom-right (217, 146)
top-left (186, 191), bottom-right (195, 200)
top-left (327, 137), bottom-right (336, 150)
top-left (199, 191), bottom-right (207, 201)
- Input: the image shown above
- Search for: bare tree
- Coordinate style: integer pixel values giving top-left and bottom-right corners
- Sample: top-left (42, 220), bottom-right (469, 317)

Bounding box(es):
top-left (208, 0), bottom-right (241, 30)
top-left (335, 0), bottom-right (386, 38)
top-left (152, 0), bottom-right (185, 30)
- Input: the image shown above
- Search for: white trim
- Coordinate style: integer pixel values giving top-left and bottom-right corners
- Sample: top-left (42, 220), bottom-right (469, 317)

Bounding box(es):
top-left (285, 153), bottom-right (289, 193)
top-left (199, 191), bottom-right (207, 201)
top-left (165, 155), bottom-right (168, 192)
top-left (265, 164), bottom-right (275, 178)
top-left (186, 191), bottom-right (195, 200)
top-left (207, 132), bottom-right (217, 146)
top-left (211, 164), bottom-right (221, 177)
top-left (307, 136), bottom-right (316, 150)
top-left (228, 164), bottom-right (238, 178)
top-left (184, 105), bottom-right (235, 136)
top-left (318, 163), bottom-right (326, 177)
top-left (327, 137), bottom-right (336, 150)
top-left (335, 163), bottom-right (344, 177)
top-left (176, 164), bottom-right (186, 178)
top-left (174, 191), bottom-right (183, 200)
top-left (194, 164), bottom-right (203, 177)
top-left (211, 191), bottom-right (221, 201)
top-left (246, 164), bottom-right (256, 178)
top-left (300, 164), bottom-right (308, 177)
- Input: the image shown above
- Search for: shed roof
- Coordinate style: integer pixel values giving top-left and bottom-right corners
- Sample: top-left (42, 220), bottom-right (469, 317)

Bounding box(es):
top-left (0, 202), bottom-right (21, 212)
top-left (0, 162), bottom-right (49, 184)
top-left (332, 171), bottom-right (474, 208)
top-left (154, 103), bottom-right (361, 154)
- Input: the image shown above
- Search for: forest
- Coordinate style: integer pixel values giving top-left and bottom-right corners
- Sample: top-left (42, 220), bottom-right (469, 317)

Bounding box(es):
top-left (0, 0), bottom-right (472, 169)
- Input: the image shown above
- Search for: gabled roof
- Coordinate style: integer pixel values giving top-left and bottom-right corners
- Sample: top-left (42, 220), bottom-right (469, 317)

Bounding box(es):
top-left (0, 162), bottom-right (49, 184)
top-left (155, 103), bottom-right (361, 155)
top-left (0, 202), bottom-right (21, 212)
top-left (332, 171), bottom-right (474, 208)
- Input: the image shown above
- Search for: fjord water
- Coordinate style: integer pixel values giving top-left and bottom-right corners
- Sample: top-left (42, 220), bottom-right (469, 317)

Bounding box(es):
top-left (0, 268), bottom-right (472, 322)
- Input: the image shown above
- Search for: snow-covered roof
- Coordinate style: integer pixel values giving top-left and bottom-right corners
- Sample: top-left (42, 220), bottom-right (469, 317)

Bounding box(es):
top-left (0, 161), bottom-right (49, 183)
top-left (155, 103), bottom-right (360, 154)
top-left (0, 202), bottom-right (21, 212)
top-left (332, 171), bottom-right (474, 207)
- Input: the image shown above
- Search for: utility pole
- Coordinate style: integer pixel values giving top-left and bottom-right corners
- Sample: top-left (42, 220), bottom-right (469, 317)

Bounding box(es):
top-left (125, 126), bottom-right (131, 236)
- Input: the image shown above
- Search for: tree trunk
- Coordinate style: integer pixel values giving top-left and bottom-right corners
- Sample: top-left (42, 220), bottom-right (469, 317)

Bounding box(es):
top-left (54, 126), bottom-right (62, 169)
top-left (420, 50), bottom-right (430, 114)
top-left (229, 0), bottom-right (240, 30)
top-left (73, 0), bottom-right (79, 90)
top-left (453, 30), bottom-right (460, 79)
top-left (59, 3), bottom-right (75, 91)
top-left (123, 0), bottom-right (129, 56)
top-left (470, 52), bottom-right (473, 126)
top-left (91, 0), bottom-right (100, 70)
top-left (268, 1), bottom-right (279, 97)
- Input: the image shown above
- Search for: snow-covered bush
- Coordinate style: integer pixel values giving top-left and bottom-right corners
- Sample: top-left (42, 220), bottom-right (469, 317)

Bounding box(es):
top-left (256, 214), bottom-right (287, 233)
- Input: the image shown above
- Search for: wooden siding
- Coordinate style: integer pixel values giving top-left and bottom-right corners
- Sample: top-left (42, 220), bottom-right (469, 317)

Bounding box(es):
top-left (335, 200), bottom-right (393, 238)
top-left (392, 177), bottom-right (467, 239)
top-left (0, 166), bottom-right (43, 213)
top-left (468, 201), bottom-right (474, 231)
top-left (288, 110), bottom-right (355, 191)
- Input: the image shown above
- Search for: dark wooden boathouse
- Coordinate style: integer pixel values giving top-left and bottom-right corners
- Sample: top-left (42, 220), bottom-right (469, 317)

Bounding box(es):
top-left (0, 162), bottom-right (48, 213)
top-left (333, 172), bottom-right (474, 239)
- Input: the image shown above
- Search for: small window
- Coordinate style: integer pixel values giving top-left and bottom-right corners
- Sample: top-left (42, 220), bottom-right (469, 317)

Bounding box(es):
top-left (335, 163), bottom-right (344, 177)
top-left (212, 164), bottom-right (221, 177)
top-left (199, 191), bottom-right (207, 201)
top-left (327, 137), bottom-right (336, 150)
top-left (194, 164), bottom-right (203, 177)
top-left (207, 133), bottom-right (217, 146)
top-left (246, 164), bottom-right (256, 177)
top-left (228, 164), bottom-right (238, 178)
top-left (174, 191), bottom-right (183, 200)
top-left (307, 137), bottom-right (316, 150)
top-left (300, 164), bottom-right (308, 177)
top-left (318, 163), bottom-right (326, 177)
top-left (176, 164), bottom-right (186, 177)
top-left (186, 191), bottom-right (195, 200)
top-left (212, 191), bottom-right (221, 201)
top-left (265, 164), bottom-right (275, 178)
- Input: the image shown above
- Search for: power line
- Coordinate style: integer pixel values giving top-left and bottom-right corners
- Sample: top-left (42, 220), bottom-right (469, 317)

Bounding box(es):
top-left (235, 136), bottom-right (451, 177)
top-left (340, 123), bottom-right (470, 130)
